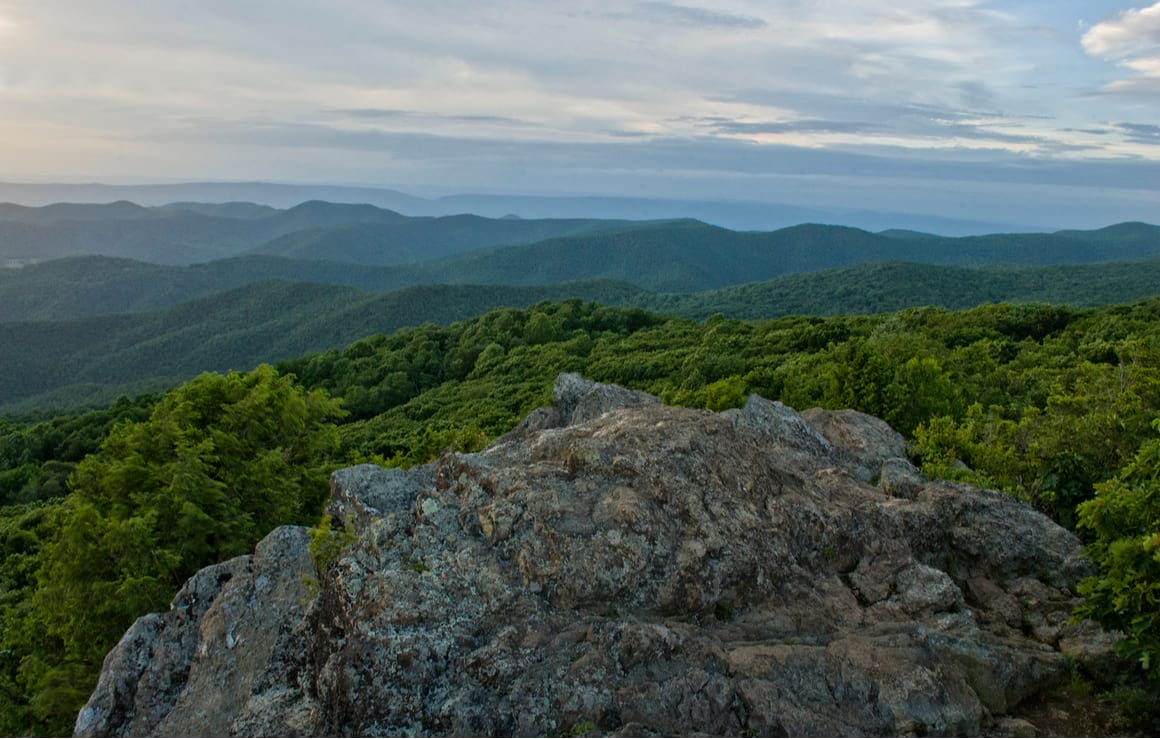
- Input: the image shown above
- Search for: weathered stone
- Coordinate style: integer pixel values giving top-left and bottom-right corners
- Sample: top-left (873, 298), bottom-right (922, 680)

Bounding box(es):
top-left (328, 463), bottom-right (430, 530)
top-left (724, 394), bottom-right (835, 469)
top-left (76, 527), bottom-right (317, 737)
top-left (989, 716), bottom-right (1039, 738)
top-left (1058, 619), bottom-right (1134, 685)
top-left (77, 375), bottom-right (1114, 737)
top-left (879, 456), bottom-right (926, 499)
top-left (966, 576), bottom-right (1024, 630)
top-left (801, 406), bottom-right (908, 483)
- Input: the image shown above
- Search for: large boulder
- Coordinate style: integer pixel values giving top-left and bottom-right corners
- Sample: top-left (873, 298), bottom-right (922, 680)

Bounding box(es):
top-left (77, 374), bottom-right (1104, 737)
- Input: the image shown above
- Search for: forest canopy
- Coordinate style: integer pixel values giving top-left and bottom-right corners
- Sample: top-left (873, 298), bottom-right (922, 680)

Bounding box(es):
top-left (1, 297), bottom-right (1159, 734)
top-left (1, 366), bottom-right (341, 733)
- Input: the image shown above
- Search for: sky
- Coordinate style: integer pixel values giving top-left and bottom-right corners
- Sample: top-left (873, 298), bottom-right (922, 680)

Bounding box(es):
top-left (0, 1), bottom-right (1158, 227)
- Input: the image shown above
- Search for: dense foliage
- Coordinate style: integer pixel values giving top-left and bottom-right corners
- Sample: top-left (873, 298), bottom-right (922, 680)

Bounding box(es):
top-left (656, 259), bottom-right (1160, 321)
top-left (0, 395), bottom-right (156, 507)
top-left (1075, 422), bottom-right (1160, 679)
top-left (2, 297), bottom-right (1160, 733)
top-left (0, 366), bottom-right (341, 734)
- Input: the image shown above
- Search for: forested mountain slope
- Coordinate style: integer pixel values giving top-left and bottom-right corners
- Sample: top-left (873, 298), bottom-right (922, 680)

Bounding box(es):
top-left (657, 259), bottom-right (1160, 318)
top-left (0, 280), bottom-right (653, 414)
top-left (0, 255), bottom-right (405, 320)
top-left (7, 254), bottom-right (1160, 413)
top-left (247, 213), bottom-right (635, 265)
top-left (10, 244), bottom-right (1160, 324)
top-left (408, 220), bottom-right (1160, 292)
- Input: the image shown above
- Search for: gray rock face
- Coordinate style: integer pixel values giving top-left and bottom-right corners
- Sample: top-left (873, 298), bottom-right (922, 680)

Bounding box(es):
top-left (77, 375), bottom-right (1105, 737)
top-left (76, 526), bottom-right (317, 737)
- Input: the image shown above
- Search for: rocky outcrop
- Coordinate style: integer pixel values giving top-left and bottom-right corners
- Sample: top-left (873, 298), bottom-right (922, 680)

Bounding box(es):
top-left (77, 374), bottom-right (1105, 737)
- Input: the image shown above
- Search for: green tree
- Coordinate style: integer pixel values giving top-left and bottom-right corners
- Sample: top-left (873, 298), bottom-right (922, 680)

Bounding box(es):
top-left (822, 339), bottom-right (891, 418)
top-left (884, 356), bottom-right (960, 436)
top-left (525, 310), bottom-right (565, 345)
top-left (17, 366), bottom-right (342, 734)
top-left (703, 375), bottom-right (748, 412)
top-left (1075, 420), bottom-right (1160, 680)
top-left (0, 501), bottom-right (62, 735)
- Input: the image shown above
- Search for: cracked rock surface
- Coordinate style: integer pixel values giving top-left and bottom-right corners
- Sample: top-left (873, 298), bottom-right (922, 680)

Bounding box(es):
top-left (77, 374), bottom-right (1106, 737)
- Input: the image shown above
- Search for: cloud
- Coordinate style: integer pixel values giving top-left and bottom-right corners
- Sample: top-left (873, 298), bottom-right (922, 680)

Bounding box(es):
top-left (1082, 3), bottom-right (1160, 92)
top-left (635, 2), bottom-right (766, 30)
top-left (701, 113), bottom-right (1067, 151)
top-left (138, 115), bottom-right (1155, 190)
top-left (704, 119), bottom-right (882, 136)
top-left (1082, 2), bottom-right (1160, 58)
top-left (327, 109), bottom-right (538, 127)
top-left (953, 80), bottom-right (999, 111)
top-left (1063, 127), bottom-right (1115, 136)
top-left (697, 92), bottom-right (1065, 151)
top-left (1114, 121), bottom-right (1160, 144)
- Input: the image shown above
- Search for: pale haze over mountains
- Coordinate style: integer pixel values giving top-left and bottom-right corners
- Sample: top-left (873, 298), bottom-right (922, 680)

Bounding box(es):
top-left (0, 181), bottom-right (1056, 235)
top-left (0, 1), bottom-right (1158, 231)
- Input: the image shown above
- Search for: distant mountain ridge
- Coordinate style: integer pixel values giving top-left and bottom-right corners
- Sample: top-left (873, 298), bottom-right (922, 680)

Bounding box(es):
top-left (4, 216), bottom-right (1160, 320)
top-left (0, 200), bottom-right (156, 223)
top-left (394, 219), bottom-right (1160, 291)
top-left (0, 200), bottom-right (642, 266)
top-left (2, 198), bottom-right (1157, 278)
top-left (0, 181), bottom-right (1051, 233)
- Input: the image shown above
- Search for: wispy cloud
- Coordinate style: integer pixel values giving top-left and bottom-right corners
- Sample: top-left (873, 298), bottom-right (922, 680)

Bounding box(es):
top-left (704, 119), bottom-right (882, 136)
top-left (1114, 121), bottom-right (1160, 143)
top-left (327, 109), bottom-right (539, 127)
top-left (1064, 127), bottom-right (1115, 135)
top-left (635, 2), bottom-right (766, 30)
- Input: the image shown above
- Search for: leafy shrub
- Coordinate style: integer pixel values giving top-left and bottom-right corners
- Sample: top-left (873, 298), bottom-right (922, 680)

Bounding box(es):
top-left (1075, 420), bottom-right (1160, 680)
top-left (308, 514), bottom-right (356, 573)
top-left (13, 366), bottom-right (342, 733)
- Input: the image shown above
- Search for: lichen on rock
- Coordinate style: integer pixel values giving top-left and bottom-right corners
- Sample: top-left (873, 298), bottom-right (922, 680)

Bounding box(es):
top-left (76, 373), bottom-right (1111, 737)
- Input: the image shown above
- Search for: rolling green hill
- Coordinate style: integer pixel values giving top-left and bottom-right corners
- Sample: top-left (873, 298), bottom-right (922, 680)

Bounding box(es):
top-left (0, 281), bottom-right (369, 412)
top-left (379, 220), bottom-right (897, 292)
top-left (0, 200), bottom-right (157, 223)
top-left (254, 218), bottom-right (1160, 294)
top-left (0, 206), bottom-right (280, 264)
top-left (6, 254), bottom-right (1160, 415)
top-left (0, 279), bottom-right (654, 414)
top-left (657, 259), bottom-right (1160, 319)
top-left (0, 255), bottom-right (403, 320)
top-left (17, 218), bottom-right (1127, 319)
top-left (401, 220), bottom-right (1160, 292)
top-left (4, 206), bottom-right (1160, 414)
top-left (249, 213), bottom-right (635, 265)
